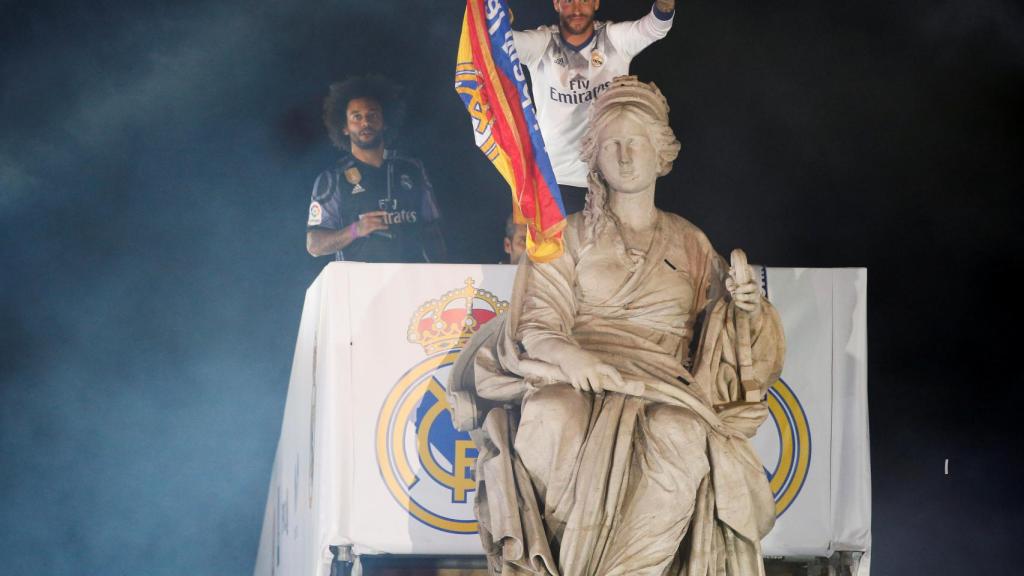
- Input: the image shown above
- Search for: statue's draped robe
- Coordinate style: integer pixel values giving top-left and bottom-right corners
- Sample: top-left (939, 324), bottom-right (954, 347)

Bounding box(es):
top-left (448, 211), bottom-right (786, 576)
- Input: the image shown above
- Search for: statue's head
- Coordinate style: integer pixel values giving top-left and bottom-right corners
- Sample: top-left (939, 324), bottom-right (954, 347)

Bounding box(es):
top-left (580, 76), bottom-right (680, 184)
top-left (579, 77), bottom-right (680, 232)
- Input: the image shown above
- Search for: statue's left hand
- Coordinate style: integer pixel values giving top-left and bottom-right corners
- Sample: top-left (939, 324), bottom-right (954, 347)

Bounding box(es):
top-left (726, 264), bottom-right (763, 317)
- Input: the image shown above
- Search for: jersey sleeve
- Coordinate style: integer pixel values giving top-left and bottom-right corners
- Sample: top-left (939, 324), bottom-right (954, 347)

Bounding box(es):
top-left (414, 160), bottom-right (441, 223)
top-left (307, 170), bottom-right (342, 229)
top-left (512, 27), bottom-right (551, 68)
top-left (605, 5), bottom-right (674, 61)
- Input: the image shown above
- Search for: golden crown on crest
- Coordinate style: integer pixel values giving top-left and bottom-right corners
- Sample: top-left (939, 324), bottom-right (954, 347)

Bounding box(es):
top-left (407, 278), bottom-right (509, 354)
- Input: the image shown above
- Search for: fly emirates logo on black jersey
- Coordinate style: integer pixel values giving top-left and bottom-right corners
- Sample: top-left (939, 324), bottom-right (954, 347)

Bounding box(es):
top-left (378, 198), bottom-right (419, 225)
top-left (549, 78), bottom-right (612, 105)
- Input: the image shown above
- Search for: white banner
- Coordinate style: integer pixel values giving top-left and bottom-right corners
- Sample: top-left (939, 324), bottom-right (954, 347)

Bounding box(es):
top-left (254, 263), bottom-right (870, 576)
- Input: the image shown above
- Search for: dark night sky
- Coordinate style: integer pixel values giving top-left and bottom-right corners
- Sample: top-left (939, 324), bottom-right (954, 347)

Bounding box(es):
top-left (1, 0), bottom-right (1021, 574)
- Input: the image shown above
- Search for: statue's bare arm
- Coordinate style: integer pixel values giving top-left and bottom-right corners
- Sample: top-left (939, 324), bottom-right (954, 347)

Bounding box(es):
top-left (525, 337), bottom-right (625, 394)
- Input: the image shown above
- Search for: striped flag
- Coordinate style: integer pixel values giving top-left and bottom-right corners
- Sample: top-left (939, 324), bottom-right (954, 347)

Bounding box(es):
top-left (455, 0), bottom-right (566, 263)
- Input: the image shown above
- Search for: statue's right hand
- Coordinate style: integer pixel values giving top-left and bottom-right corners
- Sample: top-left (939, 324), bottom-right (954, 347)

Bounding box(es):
top-left (558, 348), bottom-right (625, 394)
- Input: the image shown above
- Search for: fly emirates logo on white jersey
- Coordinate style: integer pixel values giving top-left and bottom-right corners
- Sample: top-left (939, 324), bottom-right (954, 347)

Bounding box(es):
top-left (549, 77), bottom-right (612, 105)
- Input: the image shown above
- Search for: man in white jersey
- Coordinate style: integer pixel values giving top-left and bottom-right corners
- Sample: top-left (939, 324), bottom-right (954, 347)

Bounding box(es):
top-left (513, 0), bottom-right (676, 213)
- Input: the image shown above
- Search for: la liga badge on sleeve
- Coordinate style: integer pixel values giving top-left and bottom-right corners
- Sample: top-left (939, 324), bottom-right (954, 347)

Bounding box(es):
top-left (308, 201), bottom-right (322, 226)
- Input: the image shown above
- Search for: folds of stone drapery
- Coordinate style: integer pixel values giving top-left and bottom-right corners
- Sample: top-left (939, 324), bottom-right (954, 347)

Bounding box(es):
top-left (688, 297), bottom-right (786, 548)
top-left (447, 299), bottom-right (786, 576)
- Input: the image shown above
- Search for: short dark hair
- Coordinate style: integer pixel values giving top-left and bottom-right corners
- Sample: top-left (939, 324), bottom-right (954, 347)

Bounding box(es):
top-left (505, 214), bottom-right (519, 239)
top-left (323, 75), bottom-right (404, 150)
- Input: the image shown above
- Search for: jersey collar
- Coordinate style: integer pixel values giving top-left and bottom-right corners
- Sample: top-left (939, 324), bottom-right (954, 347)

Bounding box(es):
top-left (338, 149), bottom-right (395, 170)
top-left (560, 29), bottom-right (595, 52)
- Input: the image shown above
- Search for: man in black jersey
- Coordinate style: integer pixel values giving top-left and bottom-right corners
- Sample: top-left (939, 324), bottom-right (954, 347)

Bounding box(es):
top-left (306, 76), bottom-right (446, 262)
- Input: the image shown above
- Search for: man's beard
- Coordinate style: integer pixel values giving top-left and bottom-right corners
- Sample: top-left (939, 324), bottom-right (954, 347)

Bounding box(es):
top-left (560, 14), bottom-right (593, 36)
top-left (351, 132), bottom-right (383, 150)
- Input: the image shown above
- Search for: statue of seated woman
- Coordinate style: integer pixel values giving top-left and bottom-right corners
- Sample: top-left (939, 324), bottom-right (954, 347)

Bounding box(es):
top-left (448, 76), bottom-right (786, 576)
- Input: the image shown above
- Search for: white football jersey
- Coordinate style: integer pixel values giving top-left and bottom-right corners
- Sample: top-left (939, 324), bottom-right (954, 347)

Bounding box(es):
top-left (513, 8), bottom-right (673, 187)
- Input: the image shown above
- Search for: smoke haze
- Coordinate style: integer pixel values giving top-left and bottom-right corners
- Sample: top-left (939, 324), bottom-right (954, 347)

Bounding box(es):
top-left (1, 0), bottom-right (1020, 573)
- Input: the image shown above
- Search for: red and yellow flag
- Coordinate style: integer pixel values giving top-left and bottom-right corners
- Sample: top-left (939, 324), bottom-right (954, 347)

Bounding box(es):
top-left (455, 0), bottom-right (566, 262)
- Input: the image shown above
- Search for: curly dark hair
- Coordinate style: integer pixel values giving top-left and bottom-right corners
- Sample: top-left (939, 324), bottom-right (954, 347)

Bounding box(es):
top-left (322, 75), bottom-right (405, 150)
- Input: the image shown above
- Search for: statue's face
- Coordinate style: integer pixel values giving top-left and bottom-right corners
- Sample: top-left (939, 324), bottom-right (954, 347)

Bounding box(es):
top-left (595, 111), bottom-right (659, 194)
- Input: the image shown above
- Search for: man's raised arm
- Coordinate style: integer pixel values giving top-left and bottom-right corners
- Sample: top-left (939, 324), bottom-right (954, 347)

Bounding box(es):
top-left (511, 27), bottom-right (550, 68)
top-left (655, 0), bottom-right (675, 15)
top-left (606, 1), bottom-right (676, 60)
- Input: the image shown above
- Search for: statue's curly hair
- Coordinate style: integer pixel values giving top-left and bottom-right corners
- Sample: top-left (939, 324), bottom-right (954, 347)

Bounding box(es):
top-left (322, 75), bottom-right (405, 150)
top-left (578, 77), bottom-right (681, 244)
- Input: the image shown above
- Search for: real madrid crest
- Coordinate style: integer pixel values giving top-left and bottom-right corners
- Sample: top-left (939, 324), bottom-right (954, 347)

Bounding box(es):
top-left (590, 49), bottom-right (604, 68)
top-left (376, 278), bottom-right (509, 533)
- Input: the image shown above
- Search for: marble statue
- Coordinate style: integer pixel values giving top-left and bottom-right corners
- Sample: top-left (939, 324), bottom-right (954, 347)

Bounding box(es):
top-left (448, 76), bottom-right (786, 576)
